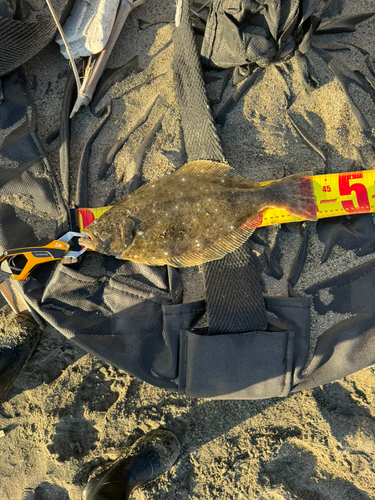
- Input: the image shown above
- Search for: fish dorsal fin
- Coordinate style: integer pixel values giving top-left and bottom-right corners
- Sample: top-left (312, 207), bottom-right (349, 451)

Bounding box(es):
top-left (174, 160), bottom-right (261, 188)
top-left (175, 160), bottom-right (237, 178)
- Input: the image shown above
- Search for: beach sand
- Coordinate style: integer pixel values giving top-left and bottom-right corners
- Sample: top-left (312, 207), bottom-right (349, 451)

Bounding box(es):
top-left (1, 0), bottom-right (375, 498)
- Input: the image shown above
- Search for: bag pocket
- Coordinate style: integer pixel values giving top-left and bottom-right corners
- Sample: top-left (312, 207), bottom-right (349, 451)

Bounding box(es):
top-left (179, 329), bottom-right (294, 399)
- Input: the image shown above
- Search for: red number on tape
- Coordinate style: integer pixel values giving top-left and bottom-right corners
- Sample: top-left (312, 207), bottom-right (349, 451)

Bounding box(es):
top-left (338, 173), bottom-right (370, 213)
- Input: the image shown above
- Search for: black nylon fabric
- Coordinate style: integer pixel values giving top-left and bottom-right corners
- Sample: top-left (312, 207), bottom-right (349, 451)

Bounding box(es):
top-left (0, 0), bottom-right (74, 78)
top-left (179, 328), bottom-right (294, 399)
top-left (19, 255), bottom-right (191, 390)
top-left (178, 296), bottom-right (311, 399)
top-left (0, 68), bottom-right (68, 252)
top-left (201, 0), bottom-right (338, 75)
top-left (265, 295), bottom-right (311, 387)
top-left (292, 261), bottom-right (375, 391)
top-left (200, 0), bottom-right (375, 147)
top-left (317, 214), bottom-right (375, 264)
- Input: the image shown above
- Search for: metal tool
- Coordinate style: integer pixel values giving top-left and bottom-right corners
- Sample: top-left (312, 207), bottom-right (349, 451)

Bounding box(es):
top-left (0, 232), bottom-right (88, 282)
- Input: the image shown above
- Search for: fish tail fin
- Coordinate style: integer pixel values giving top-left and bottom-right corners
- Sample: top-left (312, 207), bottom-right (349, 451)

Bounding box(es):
top-left (264, 172), bottom-right (317, 220)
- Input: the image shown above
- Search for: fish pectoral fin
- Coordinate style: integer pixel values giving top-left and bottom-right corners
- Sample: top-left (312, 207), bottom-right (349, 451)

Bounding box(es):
top-left (121, 216), bottom-right (142, 247)
top-left (165, 226), bottom-right (256, 268)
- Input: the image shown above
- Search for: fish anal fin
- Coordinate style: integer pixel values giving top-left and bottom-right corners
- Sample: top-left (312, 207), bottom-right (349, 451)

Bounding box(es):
top-left (121, 226), bottom-right (255, 267)
top-left (165, 227), bottom-right (255, 268)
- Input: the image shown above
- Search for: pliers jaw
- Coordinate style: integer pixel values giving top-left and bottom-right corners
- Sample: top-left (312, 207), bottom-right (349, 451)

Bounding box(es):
top-left (58, 231), bottom-right (89, 258)
top-left (0, 232), bottom-right (89, 281)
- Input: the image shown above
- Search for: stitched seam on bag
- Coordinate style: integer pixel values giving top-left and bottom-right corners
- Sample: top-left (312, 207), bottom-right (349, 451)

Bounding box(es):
top-left (30, 135), bottom-right (62, 217)
top-left (282, 331), bottom-right (294, 392)
top-left (107, 280), bottom-right (166, 302)
top-left (57, 266), bottom-right (169, 303)
top-left (325, 267), bottom-right (375, 290)
top-left (58, 267), bottom-right (100, 283)
top-left (163, 308), bottom-right (205, 315)
top-left (268, 304), bottom-right (310, 309)
top-left (106, 282), bottom-right (170, 304)
top-left (186, 330), bottom-right (291, 337)
top-left (111, 276), bottom-right (169, 298)
top-left (107, 288), bottom-right (165, 304)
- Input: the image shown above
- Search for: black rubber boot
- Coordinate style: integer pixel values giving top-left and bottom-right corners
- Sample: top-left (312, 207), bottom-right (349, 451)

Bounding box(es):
top-left (0, 313), bottom-right (42, 404)
top-left (82, 429), bottom-right (181, 500)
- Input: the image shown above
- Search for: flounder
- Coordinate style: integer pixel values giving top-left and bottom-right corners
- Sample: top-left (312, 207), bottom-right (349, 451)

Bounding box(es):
top-left (80, 161), bottom-right (317, 267)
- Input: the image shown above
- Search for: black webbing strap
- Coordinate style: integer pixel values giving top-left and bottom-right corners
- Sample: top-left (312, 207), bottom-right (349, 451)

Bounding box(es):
top-left (204, 241), bottom-right (268, 333)
top-left (173, 1), bottom-right (225, 164)
top-left (173, 0), bottom-right (267, 334)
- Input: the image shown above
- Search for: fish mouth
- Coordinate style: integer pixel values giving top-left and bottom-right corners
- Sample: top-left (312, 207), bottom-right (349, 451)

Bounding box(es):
top-left (78, 230), bottom-right (98, 251)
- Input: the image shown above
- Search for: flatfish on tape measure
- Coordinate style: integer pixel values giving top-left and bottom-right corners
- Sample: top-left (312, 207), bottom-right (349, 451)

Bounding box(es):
top-left (76, 170), bottom-right (375, 231)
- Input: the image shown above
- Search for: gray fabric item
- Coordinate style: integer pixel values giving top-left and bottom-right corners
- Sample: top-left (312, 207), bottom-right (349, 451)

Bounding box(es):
top-left (293, 260), bottom-right (375, 391)
top-left (177, 295), bottom-right (313, 399)
top-left (264, 295), bottom-right (311, 387)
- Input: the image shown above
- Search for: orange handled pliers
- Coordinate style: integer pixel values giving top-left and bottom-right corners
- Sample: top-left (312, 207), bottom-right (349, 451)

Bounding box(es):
top-left (0, 232), bottom-right (89, 281)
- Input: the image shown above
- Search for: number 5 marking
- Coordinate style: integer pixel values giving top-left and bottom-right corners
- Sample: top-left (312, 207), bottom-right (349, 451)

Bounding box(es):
top-left (338, 173), bottom-right (370, 213)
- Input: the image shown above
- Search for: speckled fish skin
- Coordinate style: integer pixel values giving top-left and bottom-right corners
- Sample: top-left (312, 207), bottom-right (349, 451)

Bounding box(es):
top-left (80, 161), bottom-right (317, 267)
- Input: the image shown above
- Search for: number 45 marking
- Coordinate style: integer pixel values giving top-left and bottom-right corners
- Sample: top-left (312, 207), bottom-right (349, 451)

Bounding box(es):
top-left (338, 173), bottom-right (370, 213)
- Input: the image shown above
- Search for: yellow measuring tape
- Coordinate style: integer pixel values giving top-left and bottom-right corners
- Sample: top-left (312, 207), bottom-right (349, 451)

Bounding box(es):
top-left (75, 170), bottom-right (375, 231)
